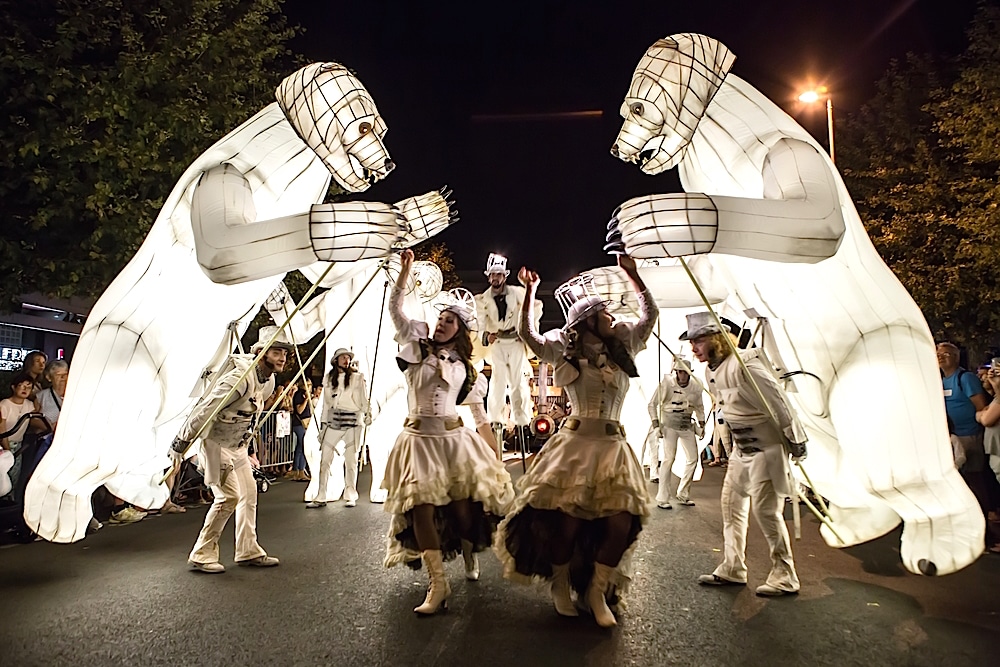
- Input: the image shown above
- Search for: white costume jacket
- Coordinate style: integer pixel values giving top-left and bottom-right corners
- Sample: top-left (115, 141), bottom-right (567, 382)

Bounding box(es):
top-left (322, 370), bottom-right (370, 425)
top-left (648, 375), bottom-right (705, 432)
top-left (178, 355), bottom-right (275, 486)
top-left (704, 350), bottom-right (804, 497)
top-left (521, 289), bottom-right (658, 420)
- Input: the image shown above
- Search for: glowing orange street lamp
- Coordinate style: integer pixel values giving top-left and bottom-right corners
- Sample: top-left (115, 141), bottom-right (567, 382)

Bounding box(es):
top-left (798, 86), bottom-right (835, 163)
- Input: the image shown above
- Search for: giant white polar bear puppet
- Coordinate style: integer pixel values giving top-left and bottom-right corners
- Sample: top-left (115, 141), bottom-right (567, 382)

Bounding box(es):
top-left (608, 34), bottom-right (984, 575)
top-left (25, 63), bottom-right (455, 543)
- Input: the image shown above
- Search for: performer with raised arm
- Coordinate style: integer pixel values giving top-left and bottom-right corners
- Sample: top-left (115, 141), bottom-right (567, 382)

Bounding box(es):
top-left (494, 254), bottom-right (656, 628)
top-left (170, 327), bottom-right (293, 573)
top-left (381, 249), bottom-right (514, 615)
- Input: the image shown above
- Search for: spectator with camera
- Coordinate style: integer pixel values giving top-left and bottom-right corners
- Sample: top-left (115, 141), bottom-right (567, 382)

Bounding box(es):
top-left (973, 359), bottom-right (1000, 554)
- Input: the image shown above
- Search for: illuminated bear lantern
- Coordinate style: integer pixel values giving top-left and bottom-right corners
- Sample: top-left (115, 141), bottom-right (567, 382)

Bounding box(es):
top-left (609, 33), bottom-right (983, 575)
top-left (25, 63), bottom-right (455, 543)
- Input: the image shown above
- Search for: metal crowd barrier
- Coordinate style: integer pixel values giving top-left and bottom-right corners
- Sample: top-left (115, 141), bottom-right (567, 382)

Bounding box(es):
top-left (254, 410), bottom-right (294, 470)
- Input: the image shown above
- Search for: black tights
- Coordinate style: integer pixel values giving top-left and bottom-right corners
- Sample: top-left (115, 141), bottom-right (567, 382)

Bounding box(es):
top-left (550, 510), bottom-right (633, 567)
top-left (412, 499), bottom-right (476, 551)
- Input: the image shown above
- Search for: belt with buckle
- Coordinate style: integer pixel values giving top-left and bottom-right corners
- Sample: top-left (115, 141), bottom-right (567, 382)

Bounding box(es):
top-left (403, 416), bottom-right (464, 430)
top-left (495, 329), bottom-right (519, 339)
top-left (562, 418), bottom-right (626, 437)
top-left (738, 445), bottom-right (762, 454)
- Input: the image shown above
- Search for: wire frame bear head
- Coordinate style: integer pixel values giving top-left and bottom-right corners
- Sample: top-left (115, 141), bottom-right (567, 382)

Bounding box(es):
top-left (612, 33), bottom-right (735, 174)
top-left (276, 63), bottom-right (394, 193)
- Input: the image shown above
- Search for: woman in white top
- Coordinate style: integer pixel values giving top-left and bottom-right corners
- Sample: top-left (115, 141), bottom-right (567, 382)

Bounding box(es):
top-left (381, 249), bottom-right (514, 615)
top-left (494, 255), bottom-right (656, 627)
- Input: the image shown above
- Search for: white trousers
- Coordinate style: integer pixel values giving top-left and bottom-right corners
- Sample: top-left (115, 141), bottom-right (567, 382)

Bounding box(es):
top-left (487, 339), bottom-right (532, 425)
top-left (657, 426), bottom-right (697, 503)
top-left (318, 425), bottom-right (361, 502)
top-left (189, 446), bottom-right (266, 564)
top-left (712, 449), bottom-right (799, 591)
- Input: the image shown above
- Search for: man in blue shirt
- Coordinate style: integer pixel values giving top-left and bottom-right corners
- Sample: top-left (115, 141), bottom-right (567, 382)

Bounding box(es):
top-left (938, 342), bottom-right (988, 475)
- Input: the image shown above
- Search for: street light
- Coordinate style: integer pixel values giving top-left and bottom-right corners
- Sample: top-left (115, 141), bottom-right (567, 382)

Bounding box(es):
top-left (798, 86), bottom-right (835, 163)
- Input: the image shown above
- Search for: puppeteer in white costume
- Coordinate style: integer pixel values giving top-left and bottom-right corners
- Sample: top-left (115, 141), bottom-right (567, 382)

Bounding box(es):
top-left (495, 257), bottom-right (655, 628)
top-left (475, 254), bottom-right (541, 437)
top-left (681, 313), bottom-right (805, 596)
top-left (381, 250), bottom-right (514, 616)
top-left (609, 33), bottom-right (984, 574)
top-left (308, 348), bottom-right (371, 509)
top-left (25, 62), bottom-right (455, 543)
top-left (648, 355), bottom-right (706, 509)
top-left (171, 327), bottom-right (294, 573)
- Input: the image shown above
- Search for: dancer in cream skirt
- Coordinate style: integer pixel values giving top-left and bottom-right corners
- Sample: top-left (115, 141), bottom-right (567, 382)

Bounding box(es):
top-left (381, 249), bottom-right (514, 615)
top-left (495, 254), bottom-right (656, 627)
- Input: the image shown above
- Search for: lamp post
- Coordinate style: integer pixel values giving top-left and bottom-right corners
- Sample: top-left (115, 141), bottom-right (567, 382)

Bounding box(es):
top-left (798, 87), bottom-right (835, 163)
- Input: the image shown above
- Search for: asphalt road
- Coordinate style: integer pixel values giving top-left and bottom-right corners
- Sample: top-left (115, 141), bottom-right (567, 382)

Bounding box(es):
top-left (2, 463), bottom-right (998, 667)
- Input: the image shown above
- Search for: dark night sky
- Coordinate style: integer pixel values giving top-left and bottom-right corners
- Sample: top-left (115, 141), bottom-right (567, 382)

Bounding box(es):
top-left (284, 0), bottom-right (986, 286)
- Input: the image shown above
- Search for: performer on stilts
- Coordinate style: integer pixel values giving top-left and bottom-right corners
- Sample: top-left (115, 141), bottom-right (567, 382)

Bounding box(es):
top-left (494, 254), bottom-right (656, 628)
top-left (381, 249), bottom-right (514, 615)
top-left (475, 253), bottom-right (540, 453)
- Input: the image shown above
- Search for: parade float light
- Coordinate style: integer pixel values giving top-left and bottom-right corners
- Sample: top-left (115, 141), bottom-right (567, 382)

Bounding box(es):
top-left (609, 32), bottom-right (984, 575)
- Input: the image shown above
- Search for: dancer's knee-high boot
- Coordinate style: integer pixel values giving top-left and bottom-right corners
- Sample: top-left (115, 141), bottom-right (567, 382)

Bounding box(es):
top-left (550, 563), bottom-right (579, 617)
top-left (414, 550), bottom-right (451, 615)
top-left (461, 539), bottom-right (480, 581)
top-left (586, 562), bottom-right (618, 627)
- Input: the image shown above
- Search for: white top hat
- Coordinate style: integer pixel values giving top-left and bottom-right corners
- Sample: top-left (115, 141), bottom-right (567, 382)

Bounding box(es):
top-left (438, 287), bottom-right (478, 331)
top-left (678, 312), bottom-right (721, 341)
top-left (678, 312), bottom-right (741, 341)
top-left (251, 325), bottom-right (295, 353)
top-left (484, 253), bottom-right (509, 276)
top-left (555, 274), bottom-right (609, 330)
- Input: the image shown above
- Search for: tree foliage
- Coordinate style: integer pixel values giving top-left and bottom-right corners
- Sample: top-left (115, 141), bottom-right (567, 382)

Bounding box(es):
top-left (414, 241), bottom-right (461, 290)
top-left (0, 0), bottom-right (300, 309)
top-left (839, 4), bottom-right (1000, 361)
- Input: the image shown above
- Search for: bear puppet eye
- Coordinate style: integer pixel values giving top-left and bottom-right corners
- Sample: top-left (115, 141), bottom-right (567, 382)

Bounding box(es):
top-left (630, 102), bottom-right (644, 116)
top-left (359, 121), bottom-right (372, 135)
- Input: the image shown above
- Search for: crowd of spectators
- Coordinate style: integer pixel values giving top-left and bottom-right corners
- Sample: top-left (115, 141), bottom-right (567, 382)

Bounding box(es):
top-left (937, 342), bottom-right (1000, 554)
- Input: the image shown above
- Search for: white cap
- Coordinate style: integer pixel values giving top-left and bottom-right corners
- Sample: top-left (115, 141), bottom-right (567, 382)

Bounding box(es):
top-left (672, 355), bottom-right (693, 374)
top-left (251, 325), bottom-right (295, 353)
top-left (331, 348), bottom-right (354, 361)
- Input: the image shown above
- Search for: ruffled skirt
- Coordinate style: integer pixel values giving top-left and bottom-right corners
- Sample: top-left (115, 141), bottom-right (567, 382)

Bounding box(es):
top-left (382, 415), bottom-right (514, 568)
top-left (494, 417), bottom-right (650, 598)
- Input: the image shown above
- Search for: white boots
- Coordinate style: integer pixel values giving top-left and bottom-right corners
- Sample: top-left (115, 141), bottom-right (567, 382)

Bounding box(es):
top-left (414, 550), bottom-right (451, 615)
top-left (586, 562), bottom-right (618, 627)
top-left (461, 539), bottom-right (480, 581)
top-left (550, 563), bottom-right (579, 617)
